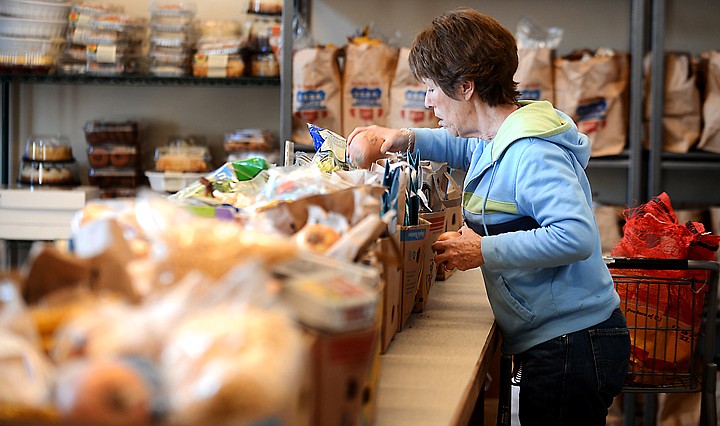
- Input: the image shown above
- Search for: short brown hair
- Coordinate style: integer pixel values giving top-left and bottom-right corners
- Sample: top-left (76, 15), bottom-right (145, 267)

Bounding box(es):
top-left (408, 8), bottom-right (520, 106)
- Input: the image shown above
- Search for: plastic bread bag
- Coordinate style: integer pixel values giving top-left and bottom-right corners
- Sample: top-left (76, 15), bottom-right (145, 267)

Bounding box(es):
top-left (308, 123), bottom-right (353, 172)
top-left (0, 279), bottom-right (55, 410)
top-left (159, 262), bottom-right (307, 426)
top-left (170, 158), bottom-right (270, 210)
top-left (131, 193), bottom-right (297, 288)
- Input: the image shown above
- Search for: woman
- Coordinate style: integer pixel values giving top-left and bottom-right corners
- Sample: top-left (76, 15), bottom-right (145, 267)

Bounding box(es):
top-left (347, 8), bottom-right (631, 426)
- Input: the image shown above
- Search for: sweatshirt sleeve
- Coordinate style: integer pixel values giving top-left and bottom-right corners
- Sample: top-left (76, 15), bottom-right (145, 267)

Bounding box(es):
top-left (481, 141), bottom-right (597, 269)
top-left (412, 127), bottom-right (482, 172)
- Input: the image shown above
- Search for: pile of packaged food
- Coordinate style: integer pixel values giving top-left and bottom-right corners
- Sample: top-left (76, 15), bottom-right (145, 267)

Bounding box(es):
top-left (0, 123), bottom-right (462, 425)
top-left (0, 0), bottom-right (70, 74)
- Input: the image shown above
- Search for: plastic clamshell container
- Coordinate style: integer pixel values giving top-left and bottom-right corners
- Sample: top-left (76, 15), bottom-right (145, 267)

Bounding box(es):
top-left (87, 145), bottom-right (137, 168)
top-left (281, 266), bottom-right (378, 332)
top-left (224, 128), bottom-right (274, 152)
top-left (88, 168), bottom-right (141, 188)
top-left (0, 16), bottom-right (68, 38)
top-left (154, 145), bottom-right (210, 172)
top-left (83, 120), bottom-right (139, 145)
top-left (145, 170), bottom-right (205, 192)
top-left (23, 134), bottom-right (73, 161)
top-left (150, 1), bottom-right (196, 16)
top-left (0, 35), bottom-right (60, 73)
top-left (0, 0), bottom-right (72, 20)
top-left (18, 158), bottom-right (79, 186)
top-left (90, 14), bottom-right (147, 32)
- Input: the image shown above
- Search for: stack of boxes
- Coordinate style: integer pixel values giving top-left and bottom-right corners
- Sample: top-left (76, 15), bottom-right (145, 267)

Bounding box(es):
top-left (147, 2), bottom-right (196, 77)
top-left (85, 120), bottom-right (143, 198)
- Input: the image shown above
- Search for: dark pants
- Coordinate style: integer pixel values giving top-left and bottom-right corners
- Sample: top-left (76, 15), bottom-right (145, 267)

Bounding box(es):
top-left (515, 308), bottom-right (631, 426)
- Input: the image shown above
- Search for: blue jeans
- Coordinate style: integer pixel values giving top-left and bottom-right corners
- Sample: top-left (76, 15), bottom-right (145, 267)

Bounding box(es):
top-left (514, 308), bottom-right (631, 426)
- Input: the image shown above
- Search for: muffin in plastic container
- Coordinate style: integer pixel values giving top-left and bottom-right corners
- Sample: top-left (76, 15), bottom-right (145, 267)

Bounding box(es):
top-left (0, 16), bottom-right (68, 38)
top-left (83, 120), bottom-right (140, 145)
top-left (18, 159), bottom-right (79, 186)
top-left (0, 0), bottom-right (72, 20)
top-left (154, 145), bottom-right (210, 173)
top-left (149, 1), bottom-right (196, 16)
top-left (23, 134), bottom-right (74, 162)
top-left (87, 145), bottom-right (138, 168)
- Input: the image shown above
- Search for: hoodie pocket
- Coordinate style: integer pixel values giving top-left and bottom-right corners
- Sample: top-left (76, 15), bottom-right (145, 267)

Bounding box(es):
top-left (497, 275), bottom-right (536, 323)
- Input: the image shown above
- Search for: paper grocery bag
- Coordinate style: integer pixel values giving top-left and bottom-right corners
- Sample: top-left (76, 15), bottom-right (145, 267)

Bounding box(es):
top-left (698, 51), bottom-right (720, 154)
top-left (292, 46), bottom-right (343, 146)
top-left (389, 47), bottom-right (438, 129)
top-left (644, 52), bottom-right (701, 153)
top-left (515, 47), bottom-right (555, 103)
top-left (554, 51), bottom-right (629, 157)
top-left (342, 42), bottom-right (399, 135)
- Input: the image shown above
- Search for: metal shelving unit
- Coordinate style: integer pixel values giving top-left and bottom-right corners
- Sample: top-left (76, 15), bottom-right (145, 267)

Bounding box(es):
top-left (0, 0), bottom-right (299, 185)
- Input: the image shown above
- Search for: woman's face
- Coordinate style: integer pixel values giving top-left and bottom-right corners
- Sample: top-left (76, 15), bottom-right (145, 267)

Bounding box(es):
top-left (423, 78), bottom-right (472, 137)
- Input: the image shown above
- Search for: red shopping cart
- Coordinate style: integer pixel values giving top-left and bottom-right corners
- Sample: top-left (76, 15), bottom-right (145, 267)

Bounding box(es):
top-left (497, 257), bottom-right (718, 426)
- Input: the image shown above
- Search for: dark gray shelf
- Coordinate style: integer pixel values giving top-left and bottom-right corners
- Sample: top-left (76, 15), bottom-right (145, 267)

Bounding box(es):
top-left (0, 73), bottom-right (280, 88)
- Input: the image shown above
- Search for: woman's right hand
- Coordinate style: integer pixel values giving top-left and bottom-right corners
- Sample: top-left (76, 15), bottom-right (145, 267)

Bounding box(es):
top-left (347, 125), bottom-right (411, 154)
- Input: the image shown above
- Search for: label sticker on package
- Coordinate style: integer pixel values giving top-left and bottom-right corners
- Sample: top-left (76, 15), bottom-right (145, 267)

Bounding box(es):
top-left (96, 45), bottom-right (117, 63)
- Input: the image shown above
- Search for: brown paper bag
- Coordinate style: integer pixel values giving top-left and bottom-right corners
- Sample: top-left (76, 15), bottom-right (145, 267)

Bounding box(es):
top-left (292, 46), bottom-right (343, 146)
top-left (515, 47), bottom-right (555, 103)
top-left (342, 42), bottom-right (399, 135)
top-left (644, 52), bottom-right (702, 153)
top-left (554, 51), bottom-right (629, 157)
top-left (389, 47), bottom-right (438, 129)
top-left (698, 51), bottom-right (720, 154)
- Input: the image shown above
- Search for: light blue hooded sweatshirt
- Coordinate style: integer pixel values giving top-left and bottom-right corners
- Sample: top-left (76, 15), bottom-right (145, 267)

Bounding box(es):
top-left (413, 100), bottom-right (620, 354)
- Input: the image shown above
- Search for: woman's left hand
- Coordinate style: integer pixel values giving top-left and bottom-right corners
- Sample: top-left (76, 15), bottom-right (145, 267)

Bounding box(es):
top-left (431, 225), bottom-right (484, 271)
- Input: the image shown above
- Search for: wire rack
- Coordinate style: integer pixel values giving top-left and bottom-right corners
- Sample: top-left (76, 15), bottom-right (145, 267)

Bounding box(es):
top-left (606, 257), bottom-right (718, 426)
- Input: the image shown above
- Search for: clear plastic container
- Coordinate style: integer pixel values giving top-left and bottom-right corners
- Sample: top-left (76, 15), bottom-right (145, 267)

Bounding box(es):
top-left (145, 170), bottom-right (205, 192)
top-left (250, 52), bottom-right (279, 77)
top-left (192, 52), bottom-right (244, 78)
top-left (87, 145), bottom-right (137, 168)
top-left (0, 35), bottom-right (60, 74)
top-left (0, 16), bottom-right (68, 38)
top-left (18, 159), bottom-right (79, 186)
top-left (0, 0), bottom-right (72, 21)
top-left (23, 134), bottom-right (73, 161)
top-left (247, 0), bottom-right (282, 15)
top-left (154, 145), bottom-right (210, 172)
top-left (91, 14), bottom-right (147, 32)
top-left (83, 120), bottom-right (140, 145)
top-left (224, 129), bottom-right (274, 152)
top-left (149, 1), bottom-right (196, 16)
top-left (88, 168), bottom-right (141, 188)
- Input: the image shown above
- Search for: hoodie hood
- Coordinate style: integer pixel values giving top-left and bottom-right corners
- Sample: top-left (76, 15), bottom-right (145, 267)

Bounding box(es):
top-left (491, 100), bottom-right (590, 167)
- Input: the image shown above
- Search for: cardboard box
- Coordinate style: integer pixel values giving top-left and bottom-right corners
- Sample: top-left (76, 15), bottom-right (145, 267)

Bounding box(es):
top-left (396, 218), bottom-right (430, 331)
top-left (436, 204), bottom-right (463, 281)
top-left (413, 210), bottom-right (445, 312)
top-left (377, 236), bottom-right (402, 353)
top-left (307, 324), bottom-right (380, 426)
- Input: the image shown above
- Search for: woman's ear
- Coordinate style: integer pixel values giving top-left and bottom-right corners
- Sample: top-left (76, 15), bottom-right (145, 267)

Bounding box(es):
top-left (459, 80), bottom-right (475, 100)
